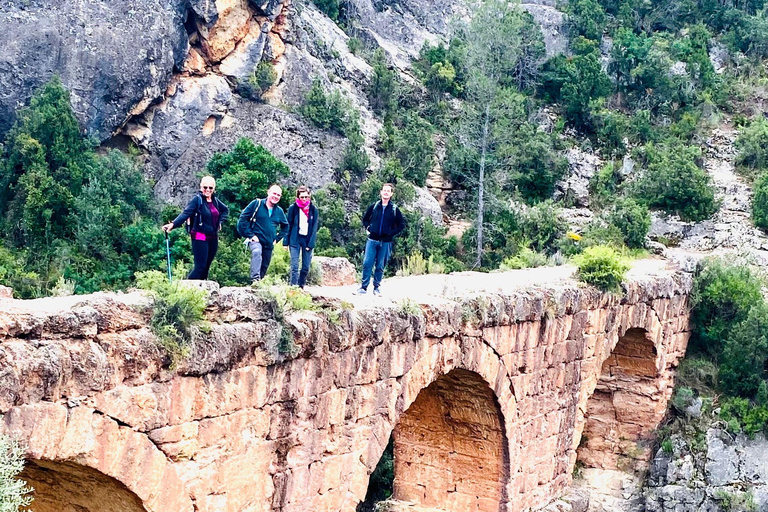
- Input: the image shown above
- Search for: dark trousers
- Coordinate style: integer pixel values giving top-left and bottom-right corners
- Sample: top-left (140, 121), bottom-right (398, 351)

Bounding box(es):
top-left (289, 236), bottom-right (313, 287)
top-left (189, 236), bottom-right (219, 280)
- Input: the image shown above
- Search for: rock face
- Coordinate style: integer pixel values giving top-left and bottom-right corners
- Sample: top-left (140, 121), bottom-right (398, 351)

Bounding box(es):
top-left (0, 0), bottom-right (188, 139)
top-left (651, 127), bottom-right (768, 269)
top-left (0, 261), bottom-right (691, 512)
top-left (555, 148), bottom-right (603, 208)
top-left (645, 429), bottom-right (768, 511)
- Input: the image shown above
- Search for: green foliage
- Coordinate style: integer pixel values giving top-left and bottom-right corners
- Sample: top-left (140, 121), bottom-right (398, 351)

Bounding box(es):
top-left (359, 437), bottom-right (394, 508)
top-left (608, 198), bottom-right (651, 249)
top-left (519, 201), bottom-right (567, 254)
top-left (736, 118), bottom-right (768, 178)
top-left (574, 245), bottom-right (630, 292)
top-left (719, 397), bottom-right (768, 435)
top-left (567, 0), bottom-right (606, 41)
top-left (690, 258), bottom-right (765, 359)
top-left (347, 37), bottom-right (363, 55)
top-left (368, 49), bottom-right (397, 115)
top-left (589, 162), bottom-right (623, 208)
top-left (752, 175), bottom-right (768, 233)
top-left (0, 78), bottom-right (168, 296)
top-left (0, 435), bottom-right (32, 512)
top-left (671, 386), bottom-right (696, 413)
top-left (136, 271), bottom-right (207, 362)
top-left (206, 137), bottom-right (289, 213)
top-left (300, 79), bottom-right (359, 137)
top-left (719, 303), bottom-right (768, 398)
top-left (540, 38), bottom-right (611, 130)
top-left (313, 0), bottom-right (339, 20)
top-left (379, 112), bottom-right (434, 186)
top-left (633, 142), bottom-right (718, 222)
top-left (713, 489), bottom-right (758, 512)
top-left (500, 247), bottom-right (548, 270)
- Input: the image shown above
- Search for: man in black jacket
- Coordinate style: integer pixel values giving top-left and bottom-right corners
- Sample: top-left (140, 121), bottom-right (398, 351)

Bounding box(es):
top-left (356, 183), bottom-right (405, 296)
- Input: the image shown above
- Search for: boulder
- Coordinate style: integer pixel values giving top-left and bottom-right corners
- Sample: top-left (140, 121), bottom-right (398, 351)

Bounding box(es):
top-left (0, 0), bottom-right (189, 140)
top-left (0, 286), bottom-right (13, 299)
top-left (314, 257), bottom-right (356, 286)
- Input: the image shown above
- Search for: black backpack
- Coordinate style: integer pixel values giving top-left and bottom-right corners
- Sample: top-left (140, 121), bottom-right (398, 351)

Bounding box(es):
top-left (237, 198), bottom-right (264, 238)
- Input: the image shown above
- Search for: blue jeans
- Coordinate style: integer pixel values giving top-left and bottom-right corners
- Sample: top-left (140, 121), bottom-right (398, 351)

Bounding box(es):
top-left (361, 239), bottom-right (391, 290)
top-left (289, 237), bottom-right (313, 287)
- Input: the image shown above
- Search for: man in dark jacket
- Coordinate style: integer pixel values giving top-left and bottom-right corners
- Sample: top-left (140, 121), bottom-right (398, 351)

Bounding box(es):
top-left (356, 183), bottom-right (405, 296)
top-left (237, 184), bottom-right (288, 283)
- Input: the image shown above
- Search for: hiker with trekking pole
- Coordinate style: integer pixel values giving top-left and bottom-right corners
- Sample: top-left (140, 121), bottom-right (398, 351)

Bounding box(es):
top-left (162, 176), bottom-right (229, 281)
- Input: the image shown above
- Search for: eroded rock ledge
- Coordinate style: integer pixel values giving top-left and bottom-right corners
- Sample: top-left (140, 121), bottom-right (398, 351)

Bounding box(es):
top-left (0, 261), bottom-right (691, 512)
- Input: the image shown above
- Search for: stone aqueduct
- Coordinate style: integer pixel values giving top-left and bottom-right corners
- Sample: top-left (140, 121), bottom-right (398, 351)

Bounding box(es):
top-left (0, 263), bottom-right (691, 512)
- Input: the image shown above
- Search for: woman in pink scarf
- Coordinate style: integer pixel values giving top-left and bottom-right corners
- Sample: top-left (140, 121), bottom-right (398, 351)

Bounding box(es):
top-left (283, 186), bottom-right (320, 288)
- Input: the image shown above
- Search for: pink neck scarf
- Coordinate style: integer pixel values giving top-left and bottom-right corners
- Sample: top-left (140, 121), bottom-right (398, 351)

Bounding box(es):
top-left (296, 198), bottom-right (311, 216)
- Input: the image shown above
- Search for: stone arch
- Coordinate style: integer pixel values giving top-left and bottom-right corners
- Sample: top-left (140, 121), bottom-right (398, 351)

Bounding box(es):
top-left (1, 403), bottom-right (193, 512)
top-left (392, 368), bottom-right (509, 512)
top-left (353, 335), bottom-right (515, 512)
top-left (20, 459), bottom-right (147, 512)
top-left (577, 327), bottom-right (660, 470)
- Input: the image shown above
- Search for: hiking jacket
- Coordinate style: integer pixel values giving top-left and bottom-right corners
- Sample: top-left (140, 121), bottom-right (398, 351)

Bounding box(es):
top-left (172, 192), bottom-right (229, 236)
top-left (362, 201), bottom-right (405, 242)
top-left (237, 198), bottom-right (288, 249)
top-left (283, 203), bottom-right (320, 249)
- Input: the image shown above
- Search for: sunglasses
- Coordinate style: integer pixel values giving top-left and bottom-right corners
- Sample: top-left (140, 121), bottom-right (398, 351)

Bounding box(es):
top-left (202, 186), bottom-right (214, 190)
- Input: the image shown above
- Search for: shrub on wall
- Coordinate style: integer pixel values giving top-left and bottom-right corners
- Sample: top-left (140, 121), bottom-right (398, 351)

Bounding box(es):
top-left (0, 434), bottom-right (32, 512)
top-left (574, 245), bottom-right (630, 292)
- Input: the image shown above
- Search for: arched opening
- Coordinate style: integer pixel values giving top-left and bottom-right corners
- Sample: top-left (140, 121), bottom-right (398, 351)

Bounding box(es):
top-left (389, 369), bottom-right (508, 512)
top-left (20, 459), bottom-right (147, 512)
top-left (578, 328), bottom-right (659, 470)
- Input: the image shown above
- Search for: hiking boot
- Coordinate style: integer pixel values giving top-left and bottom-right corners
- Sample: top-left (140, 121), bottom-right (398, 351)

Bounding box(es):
top-left (355, 287), bottom-right (367, 295)
top-left (373, 288), bottom-right (381, 297)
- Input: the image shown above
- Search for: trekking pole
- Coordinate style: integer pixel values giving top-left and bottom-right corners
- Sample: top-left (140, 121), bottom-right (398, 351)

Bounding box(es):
top-left (164, 231), bottom-right (173, 282)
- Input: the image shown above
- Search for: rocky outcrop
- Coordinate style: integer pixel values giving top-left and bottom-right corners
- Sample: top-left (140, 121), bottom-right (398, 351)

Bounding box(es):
top-left (645, 429), bottom-right (768, 511)
top-left (555, 147), bottom-right (603, 208)
top-left (0, 0), bottom-right (189, 139)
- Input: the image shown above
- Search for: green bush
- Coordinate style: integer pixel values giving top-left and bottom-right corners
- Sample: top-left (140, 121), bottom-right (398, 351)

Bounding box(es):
top-left (608, 198), bottom-right (651, 249)
top-left (136, 271), bottom-right (208, 361)
top-left (347, 37), bottom-right (363, 55)
top-left (500, 247), bottom-right (548, 270)
top-left (300, 79), bottom-right (359, 137)
top-left (720, 396), bottom-right (768, 435)
top-left (368, 49), bottom-right (397, 115)
top-left (690, 258), bottom-right (765, 359)
top-left (0, 434), bottom-right (33, 512)
top-left (719, 303), bottom-right (768, 398)
top-left (206, 137), bottom-right (289, 213)
top-left (736, 118), bottom-right (768, 178)
top-left (574, 245), bottom-right (630, 292)
top-left (633, 142), bottom-right (719, 222)
top-left (752, 173), bottom-right (768, 230)
top-left (519, 202), bottom-right (567, 254)
top-left (313, 0), bottom-right (339, 20)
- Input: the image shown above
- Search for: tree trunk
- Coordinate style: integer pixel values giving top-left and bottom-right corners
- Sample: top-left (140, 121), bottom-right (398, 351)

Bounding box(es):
top-left (474, 103), bottom-right (490, 268)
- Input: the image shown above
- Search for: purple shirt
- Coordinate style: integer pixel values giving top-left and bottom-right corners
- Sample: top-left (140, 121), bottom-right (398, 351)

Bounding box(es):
top-left (192, 201), bottom-right (220, 242)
